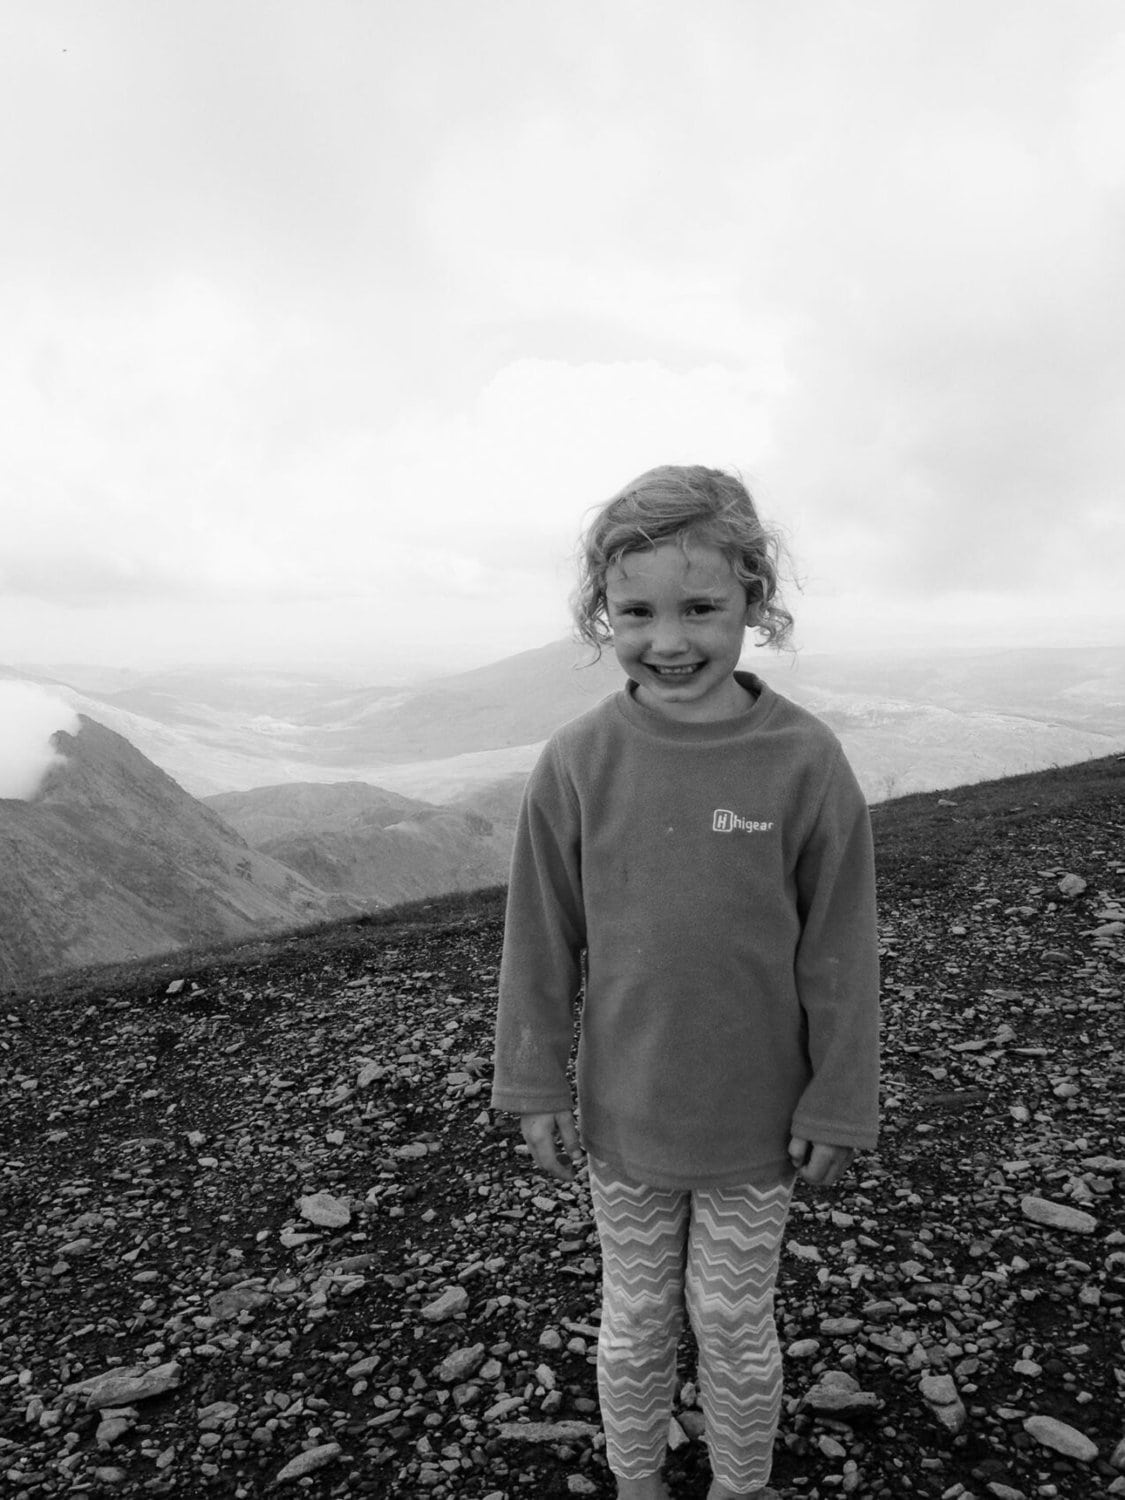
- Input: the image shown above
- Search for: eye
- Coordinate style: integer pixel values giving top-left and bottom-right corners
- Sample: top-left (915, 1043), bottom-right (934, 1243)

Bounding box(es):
top-left (686, 603), bottom-right (717, 616)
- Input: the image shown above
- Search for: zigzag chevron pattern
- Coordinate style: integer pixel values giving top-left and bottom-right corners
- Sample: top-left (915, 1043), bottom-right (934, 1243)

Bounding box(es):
top-left (589, 1156), bottom-right (792, 1487)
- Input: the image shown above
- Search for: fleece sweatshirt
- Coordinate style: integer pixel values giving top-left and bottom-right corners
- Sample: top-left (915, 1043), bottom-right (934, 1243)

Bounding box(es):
top-left (490, 671), bottom-right (880, 1189)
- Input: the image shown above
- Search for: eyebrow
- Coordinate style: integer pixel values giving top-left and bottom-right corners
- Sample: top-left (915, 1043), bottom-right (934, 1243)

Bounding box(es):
top-left (607, 591), bottom-right (727, 607)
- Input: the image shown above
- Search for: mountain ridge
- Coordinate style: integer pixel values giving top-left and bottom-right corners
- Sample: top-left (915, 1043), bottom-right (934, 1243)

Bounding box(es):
top-left (0, 717), bottom-right (361, 991)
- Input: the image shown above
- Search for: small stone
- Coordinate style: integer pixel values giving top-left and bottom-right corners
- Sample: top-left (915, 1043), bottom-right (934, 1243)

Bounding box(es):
top-left (197, 1401), bottom-right (240, 1428)
top-left (568, 1478), bottom-right (598, 1496)
top-left (422, 1286), bottom-right (469, 1321)
top-left (667, 1415), bottom-right (689, 1451)
top-left (538, 1327), bottom-right (563, 1350)
top-left (820, 1317), bottom-right (863, 1336)
top-left (1023, 1414), bottom-right (1098, 1462)
top-left (787, 1339), bottom-right (820, 1359)
top-left (862, 1300), bottom-right (897, 1321)
top-left (483, 1395), bottom-right (526, 1420)
top-left (274, 1442), bottom-right (342, 1481)
top-left (58, 1238), bottom-right (94, 1257)
top-left (208, 1287), bottom-right (270, 1320)
top-left (1081, 1155), bottom-right (1125, 1173)
top-left (95, 1414), bottom-right (135, 1447)
top-left (920, 1373), bottom-right (967, 1434)
top-left (297, 1192), bottom-right (351, 1228)
top-left (679, 1409), bottom-right (706, 1440)
top-left (1020, 1196), bottom-right (1098, 1234)
top-left (801, 1371), bottom-right (879, 1416)
top-left (788, 1241), bottom-right (822, 1261)
top-left (435, 1344), bottom-right (485, 1383)
top-left (869, 1328), bottom-right (916, 1355)
top-left (1056, 874), bottom-right (1087, 897)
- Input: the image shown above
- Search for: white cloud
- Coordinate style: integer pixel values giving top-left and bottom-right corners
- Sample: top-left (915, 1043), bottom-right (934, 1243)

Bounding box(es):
top-left (0, 682), bottom-right (82, 800)
top-left (0, 1), bottom-right (1123, 672)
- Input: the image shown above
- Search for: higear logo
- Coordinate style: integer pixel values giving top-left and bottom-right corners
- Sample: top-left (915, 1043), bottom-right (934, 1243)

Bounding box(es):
top-left (712, 809), bottom-right (775, 833)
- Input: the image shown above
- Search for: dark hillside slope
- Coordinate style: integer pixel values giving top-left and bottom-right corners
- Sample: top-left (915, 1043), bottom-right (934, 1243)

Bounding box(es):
top-left (0, 756), bottom-right (1122, 1499)
top-left (0, 718), bottom-right (357, 991)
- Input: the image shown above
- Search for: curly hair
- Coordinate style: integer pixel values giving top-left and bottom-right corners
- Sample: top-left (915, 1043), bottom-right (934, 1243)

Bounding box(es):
top-left (572, 464), bottom-right (794, 652)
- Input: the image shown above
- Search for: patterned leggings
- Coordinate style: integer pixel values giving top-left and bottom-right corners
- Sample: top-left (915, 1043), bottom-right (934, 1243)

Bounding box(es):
top-left (588, 1154), bottom-right (793, 1491)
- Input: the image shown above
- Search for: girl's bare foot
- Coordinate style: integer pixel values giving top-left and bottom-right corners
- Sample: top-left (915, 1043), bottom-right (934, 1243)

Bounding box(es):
top-left (616, 1473), bottom-right (670, 1500)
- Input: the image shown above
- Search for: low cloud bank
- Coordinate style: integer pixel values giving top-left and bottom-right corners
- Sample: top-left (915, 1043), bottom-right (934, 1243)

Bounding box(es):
top-left (0, 681), bottom-right (82, 799)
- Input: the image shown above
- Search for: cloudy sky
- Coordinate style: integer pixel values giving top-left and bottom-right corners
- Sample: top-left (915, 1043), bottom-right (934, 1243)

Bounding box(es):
top-left (2, 0), bottom-right (1123, 679)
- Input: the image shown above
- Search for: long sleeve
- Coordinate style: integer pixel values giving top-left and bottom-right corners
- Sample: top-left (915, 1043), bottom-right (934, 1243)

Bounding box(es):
top-left (490, 739), bottom-right (586, 1114)
top-left (789, 748), bottom-right (881, 1148)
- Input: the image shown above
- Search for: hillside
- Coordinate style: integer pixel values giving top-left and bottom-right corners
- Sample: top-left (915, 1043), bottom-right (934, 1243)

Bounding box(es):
top-left (0, 718), bottom-right (359, 992)
top-left (1, 755), bottom-right (1122, 1498)
top-left (204, 783), bottom-right (515, 908)
top-left (204, 782), bottom-right (430, 846)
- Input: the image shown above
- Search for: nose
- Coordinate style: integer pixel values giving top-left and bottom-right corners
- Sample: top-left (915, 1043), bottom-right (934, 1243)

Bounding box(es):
top-left (649, 619), bottom-right (689, 657)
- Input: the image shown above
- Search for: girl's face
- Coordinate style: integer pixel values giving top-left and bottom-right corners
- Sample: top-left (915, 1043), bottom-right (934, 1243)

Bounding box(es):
top-left (604, 539), bottom-right (756, 722)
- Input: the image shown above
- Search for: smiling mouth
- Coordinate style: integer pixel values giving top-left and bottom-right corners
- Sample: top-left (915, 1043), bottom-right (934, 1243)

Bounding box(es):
top-left (646, 663), bottom-right (704, 678)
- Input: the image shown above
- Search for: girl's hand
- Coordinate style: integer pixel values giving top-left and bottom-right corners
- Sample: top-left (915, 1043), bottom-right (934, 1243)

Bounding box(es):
top-left (788, 1135), bottom-right (855, 1188)
top-left (520, 1110), bottom-right (585, 1183)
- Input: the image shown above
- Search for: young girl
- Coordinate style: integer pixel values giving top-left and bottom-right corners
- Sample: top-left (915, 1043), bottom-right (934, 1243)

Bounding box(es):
top-left (491, 465), bottom-right (880, 1500)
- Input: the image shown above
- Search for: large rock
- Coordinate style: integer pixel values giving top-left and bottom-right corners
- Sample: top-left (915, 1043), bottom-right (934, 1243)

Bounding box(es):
top-left (1020, 1196), bottom-right (1098, 1234)
top-left (495, 1420), bottom-right (600, 1442)
top-left (66, 1362), bottom-right (181, 1410)
top-left (1023, 1415), bottom-right (1098, 1462)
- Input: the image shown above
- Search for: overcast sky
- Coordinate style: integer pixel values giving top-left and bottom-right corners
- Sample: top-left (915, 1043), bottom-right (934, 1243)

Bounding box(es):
top-left (2, 0), bottom-right (1123, 679)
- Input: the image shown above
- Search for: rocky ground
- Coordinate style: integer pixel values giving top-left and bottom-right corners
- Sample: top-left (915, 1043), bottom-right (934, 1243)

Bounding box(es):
top-left (1, 756), bottom-right (1123, 1500)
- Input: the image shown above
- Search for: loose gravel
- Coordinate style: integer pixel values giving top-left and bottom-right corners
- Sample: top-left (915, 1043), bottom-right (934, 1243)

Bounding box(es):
top-left (1, 760), bottom-right (1123, 1499)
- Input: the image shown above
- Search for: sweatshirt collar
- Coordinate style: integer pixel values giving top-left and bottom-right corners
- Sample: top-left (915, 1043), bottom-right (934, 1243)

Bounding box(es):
top-left (615, 670), bottom-right (776, 742)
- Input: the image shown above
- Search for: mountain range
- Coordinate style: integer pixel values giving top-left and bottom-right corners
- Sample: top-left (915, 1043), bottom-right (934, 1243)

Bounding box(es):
top-left (3, 641), bottom-right (1123, 988)
top-left (10, 642), bottom-right (1125, 804)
